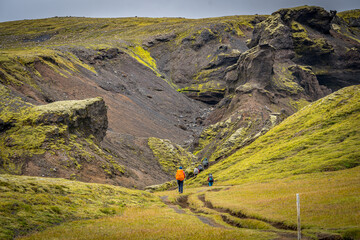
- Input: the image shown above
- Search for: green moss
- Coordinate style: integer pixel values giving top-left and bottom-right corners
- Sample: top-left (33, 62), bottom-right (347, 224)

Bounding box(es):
top-left (271, 63), bottom-right (304, 94)
top-left (0, 48), bottom-right (96, 90)
top-left (177, 80), bottom-right (226, 95)
top-left (291, 21), bottom-right (334, 57)
top-left (0, 174), bottom-right (160, 239)
top-left (198, 111), bottom-right (282, 164)
top-left (289, 98), bottom-right (310, 111)
top-left (127, 45), bottom-right (160, 76)
top-left (193, 67), bottom-right (220, 82)
top-left (224, 21), bottom-right (246, 36)
top-left (0, 94), bottom-right (118, 176)
top-left (338, 9), bottom-right (360, 24)
top-left (148, 137), bottom-right (196, 174)
top-left (193, 117), bottom-right (246, 160)
top-left (127, 45), bottom-right (177, 88)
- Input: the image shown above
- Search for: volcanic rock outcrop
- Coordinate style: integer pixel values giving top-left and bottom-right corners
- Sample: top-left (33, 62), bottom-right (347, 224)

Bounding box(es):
top-left (192, 6), bottom-right (360, 162)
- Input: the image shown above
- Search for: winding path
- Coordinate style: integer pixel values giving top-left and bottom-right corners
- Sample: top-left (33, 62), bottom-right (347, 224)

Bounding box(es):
top-left (160, 189), bottom-right (311, 240)
top-left (160, 195), bottom-right (227, 228)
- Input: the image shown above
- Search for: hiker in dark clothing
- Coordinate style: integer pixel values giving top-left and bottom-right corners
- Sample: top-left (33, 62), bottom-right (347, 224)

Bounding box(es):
top-left (208, 173), bottom-right (214, 186)
top-left (198, 164), bottom-right (204, 172)
top-left (175, 166), bottom-right (186, 193)
top-left (193, 167), bottom-right (199, 177)
top-left (202, 158), bottom-right (209, 169)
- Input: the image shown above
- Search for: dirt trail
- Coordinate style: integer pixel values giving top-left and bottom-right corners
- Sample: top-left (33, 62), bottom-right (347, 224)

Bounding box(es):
top-left (196, 192), bottom-right (311, 240)
top-left (197, 194), bottom-right (297, 231)
top-left (160, 187), bottom-right (343, 240)
top-left (160, 196), bottom-right (186, 214)
top-left (160, 195), bottom-right (227, 228)
top-left (161, 189), bottom-right (312, 240)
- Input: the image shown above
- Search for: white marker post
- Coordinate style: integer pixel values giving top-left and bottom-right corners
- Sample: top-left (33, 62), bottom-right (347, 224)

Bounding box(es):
top-left (296, 193), bottom-right (301, 240)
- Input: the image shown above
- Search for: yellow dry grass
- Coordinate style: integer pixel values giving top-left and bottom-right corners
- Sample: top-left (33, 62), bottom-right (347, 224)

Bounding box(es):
top-left (19, 206), bottom-right (275, 240)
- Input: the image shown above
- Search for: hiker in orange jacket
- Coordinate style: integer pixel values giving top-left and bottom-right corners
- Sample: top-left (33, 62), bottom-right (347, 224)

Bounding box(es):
top-left (175, 166), bottom-right (186, 193)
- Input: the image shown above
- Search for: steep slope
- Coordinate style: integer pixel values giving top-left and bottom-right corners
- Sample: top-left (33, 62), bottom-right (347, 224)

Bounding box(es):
top-left (189, 85), bottom-right (360, 186)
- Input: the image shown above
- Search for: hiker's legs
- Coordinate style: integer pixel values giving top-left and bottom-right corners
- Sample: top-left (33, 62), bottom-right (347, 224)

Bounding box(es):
top-left (209, 182), bottom-right (213, 186)
top-left (177, 180), bottom-right (183, 193)
top-left (180, 180), bottom-right (183, 193)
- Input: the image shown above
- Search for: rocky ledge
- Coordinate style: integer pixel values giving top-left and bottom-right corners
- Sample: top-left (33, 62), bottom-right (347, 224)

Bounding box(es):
top-left (0, 93), bottom-right (109, 175)
top-left (33, 97), bottom-right (108, 142)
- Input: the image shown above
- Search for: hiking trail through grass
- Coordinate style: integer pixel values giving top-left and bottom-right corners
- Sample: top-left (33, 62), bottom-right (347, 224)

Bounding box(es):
top-left (160, 188), bottom-right (309, 240)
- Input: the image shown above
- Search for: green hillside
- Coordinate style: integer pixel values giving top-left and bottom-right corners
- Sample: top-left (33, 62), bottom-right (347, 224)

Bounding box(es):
top-left (0, 174), bottom-right (160, 240)
top-left (1, 175), bottom-right (277, 240)
top-left (189, 85), bottom-right (360, 186)
top-left (0, 15), bottom-right (257, 47)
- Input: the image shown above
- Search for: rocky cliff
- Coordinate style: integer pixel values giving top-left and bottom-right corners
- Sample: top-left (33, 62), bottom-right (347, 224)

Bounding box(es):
top-left (190, 6), bottom-right (360, 163)
top-left (0, 87), bottom-right (125, 185)
top-left (0, 6), bottom-right (359, 188)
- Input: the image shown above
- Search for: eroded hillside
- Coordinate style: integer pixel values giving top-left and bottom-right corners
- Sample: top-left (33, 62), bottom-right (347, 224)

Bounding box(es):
top-left (189, 85), bottom-right (360, 186)
top-left (0, 6), bottom-right (359, 188)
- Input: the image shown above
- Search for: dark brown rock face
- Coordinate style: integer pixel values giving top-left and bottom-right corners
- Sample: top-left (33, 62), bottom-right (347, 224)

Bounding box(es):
top-left (275, 6), bottom-right (335, 33)
top-left (230, 6), bottom-right (360, 101)
top-left (247, 14), bottom-right (293, 49)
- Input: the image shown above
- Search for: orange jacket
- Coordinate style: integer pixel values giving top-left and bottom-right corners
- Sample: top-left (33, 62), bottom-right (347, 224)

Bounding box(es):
top-left (175, 169), bottom-right (185, 181)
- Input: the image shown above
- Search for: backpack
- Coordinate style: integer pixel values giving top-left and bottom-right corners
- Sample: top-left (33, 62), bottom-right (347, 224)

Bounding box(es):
top-left (209, 176), bottom-right (214, 182)
top-left (176, 169), bottom-right (185, 181)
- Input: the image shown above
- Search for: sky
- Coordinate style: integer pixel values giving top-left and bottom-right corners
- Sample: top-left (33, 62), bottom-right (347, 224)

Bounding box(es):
top-left (0, 0), bottom-right (359, 23)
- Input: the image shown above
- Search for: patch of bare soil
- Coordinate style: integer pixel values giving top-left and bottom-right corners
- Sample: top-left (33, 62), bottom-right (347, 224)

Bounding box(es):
top-left (176, 195), bottom-right (190, 209)
top-left (160, 195), bottom-right (227, 228)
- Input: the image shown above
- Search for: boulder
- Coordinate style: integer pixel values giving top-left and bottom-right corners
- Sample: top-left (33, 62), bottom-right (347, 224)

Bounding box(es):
top-left (275, 6), bottom-right (335, 33)
top-left (234, 44), bottom-right (275, 91)
top-left (247, 13), bottom-right (293, 50)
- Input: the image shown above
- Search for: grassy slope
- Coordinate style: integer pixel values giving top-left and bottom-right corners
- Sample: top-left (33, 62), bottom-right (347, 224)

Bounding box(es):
top-left (189, 85), bottom-right (360, 186)
top-left (148, 137), bottom-right (196, 174)
top-left (1, 175), bottom-right (275, 240)
top-left (155, 167), bottom-right (360, 239)
top-left (19, 206), bottom-right (274, 240)
top-left (0, 16), bottom-right (256, 47)
top-left (205, 167), bottom-right (360, 237)
top-left (0, 174), bottom-right (159, 240)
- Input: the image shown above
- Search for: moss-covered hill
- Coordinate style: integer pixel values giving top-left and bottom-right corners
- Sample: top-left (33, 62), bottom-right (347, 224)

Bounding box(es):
top-left (189, 85), bottom-right (360, 186)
